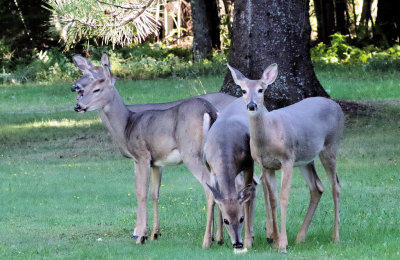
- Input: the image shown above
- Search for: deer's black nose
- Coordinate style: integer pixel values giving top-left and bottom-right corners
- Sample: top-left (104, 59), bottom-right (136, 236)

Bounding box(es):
top-left (71, 84), bottom-right (78, 92)
top-left (74, 104), bottom-right (82, 112)
top-left (233, 242), bottom-right (243, 249)
top-left (247, 102), bottom-right (257, 111)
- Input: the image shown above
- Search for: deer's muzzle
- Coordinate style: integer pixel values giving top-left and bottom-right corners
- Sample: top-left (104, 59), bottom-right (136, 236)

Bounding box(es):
top-left (74, 103), bottom-right (87, 113)
top-left (247, 102), bottom-right (257, 111)
top-left (233, 242), bottom-right (243, 249)
top-left (71, 84), bottom-right (79, 92)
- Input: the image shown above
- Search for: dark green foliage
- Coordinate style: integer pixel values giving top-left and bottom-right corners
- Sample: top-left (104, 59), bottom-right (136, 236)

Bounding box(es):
top-left (0, 0), bottom-right (54, 59)
top-left (1, 44), bottom-right (227, 84)
top-left (312, 33), bottom-right (400, 71)
top-left (1, 37), bottom-right (399, 84)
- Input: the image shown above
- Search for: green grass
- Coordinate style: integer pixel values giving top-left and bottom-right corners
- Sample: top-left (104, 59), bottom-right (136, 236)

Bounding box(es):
top-left (1, 70), bottom-right (400, 259)
top-left (315, 65), bottom-right (400, 100)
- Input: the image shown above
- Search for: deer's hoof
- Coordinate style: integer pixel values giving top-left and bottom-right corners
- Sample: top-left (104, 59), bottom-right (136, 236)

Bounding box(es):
top-left (202, 240), bottom-right (211, 249)
top-left (136, 236), bottom-right (148, 244)
top-left (131, 234), bottom-right (138, 239)
top-left (151, 233), bottom-right (161, 240)
top-left (267, 237), bottom-right (273, 244)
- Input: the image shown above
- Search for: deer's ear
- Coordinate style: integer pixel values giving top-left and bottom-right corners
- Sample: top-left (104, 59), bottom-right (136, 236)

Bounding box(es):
top-left (101, 52), bottom-right (110, 67)
top-left (238, 184), bottom-right (256, 204)
top-left (227, 64), bottom-right (247, 87)
top-left (261, 63), bottom-right (278, 88)
top-left (72, 55), bottom-right (93, 72)
top-left (101, 53), bottom-right (114, 84)
top-left (206, 182), bottom-right (223, 203)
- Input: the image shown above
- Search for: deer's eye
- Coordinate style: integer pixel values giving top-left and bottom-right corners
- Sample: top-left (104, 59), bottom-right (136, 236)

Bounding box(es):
top-left (223, 219), bottom-right (230, 225)
top-left (239, 216), bottom-right (244, 223)
top-left (93, 89), bottom-right (100, 93)
top-left (241, 89), bottom-right (247, 95)
top-left (258, 88), bottom-right (263, 93)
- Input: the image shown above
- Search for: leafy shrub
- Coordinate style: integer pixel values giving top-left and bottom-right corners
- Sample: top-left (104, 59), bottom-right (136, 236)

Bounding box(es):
top-left (2, 35), bottom-right (399, 85)
top-left (312, 33), bottom-right (400, 71)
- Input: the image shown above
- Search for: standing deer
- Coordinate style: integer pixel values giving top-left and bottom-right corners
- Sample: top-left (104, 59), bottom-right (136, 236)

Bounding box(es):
top-left (227, 63), bottom-right (344, 252)
top-left (70, 53), bottom-right (236, 248)
top-left (203, 98), bottom-right (257, 249)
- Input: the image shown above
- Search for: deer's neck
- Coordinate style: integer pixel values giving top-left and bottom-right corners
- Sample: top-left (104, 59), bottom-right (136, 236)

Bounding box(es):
top-left (216, 163), bottom-right (238, 196)
top-left (247, 107), bottom-right (274, 154)
top-left (98, 87), bottom-right (133, 158)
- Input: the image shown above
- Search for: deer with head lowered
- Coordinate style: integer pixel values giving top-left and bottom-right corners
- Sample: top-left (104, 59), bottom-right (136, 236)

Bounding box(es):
top-left (227, 64), bottom-right (344, 252)
top-left (203, 98), bottom-right (257, 250)
top-left (71, 53), bottom-right (236, 248)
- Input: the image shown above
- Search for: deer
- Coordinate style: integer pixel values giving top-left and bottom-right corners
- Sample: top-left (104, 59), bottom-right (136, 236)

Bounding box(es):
top-left (70, 53), bottom-right (237, 248)
top-left (227, 63), bottom-right (344, 252)
top-left (204, 98), bottom-right (259, 250)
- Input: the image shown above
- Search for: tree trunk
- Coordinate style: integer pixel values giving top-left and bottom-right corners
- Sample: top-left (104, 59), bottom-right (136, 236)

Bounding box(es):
top-left (334, 0), bottom-right (349, 35)
top-left (190, 0), bottom-right (220, 59)
top-left (221, 0), bottom-right (328, 110)
top-left (314, 0), bottom-right (335, 44)
top-left (374, 0), bottom-right (400, 47)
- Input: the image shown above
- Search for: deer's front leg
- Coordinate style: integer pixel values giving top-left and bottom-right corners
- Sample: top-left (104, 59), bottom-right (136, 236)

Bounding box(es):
top-left (261, 168), bottom-right (279, 248)
top-left (261, 173), bottom-right (274, 243)
top-left (278, 162), bottom-right (294, 252)
top-left (243, 169), bottom-right (255, 248)
top-left (202, 189), bottom-right (215, 248)
top-left (216, 208), bottom-right (224, 245)
top-left (134, 160), bottom-right (151, 244)
top-left (150, 166), bottom-right (162, 240)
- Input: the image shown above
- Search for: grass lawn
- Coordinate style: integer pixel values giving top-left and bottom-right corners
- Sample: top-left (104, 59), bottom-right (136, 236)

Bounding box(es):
top-left (0, 68), bottom-right (399, 259)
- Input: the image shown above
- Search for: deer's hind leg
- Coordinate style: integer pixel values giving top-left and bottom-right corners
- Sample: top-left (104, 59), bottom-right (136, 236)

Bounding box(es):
top-left (296, 162), bottom-right (325, 243)
top-left (150, 166), bottom-right (162, 240)
top-left (320, 146), bottom-right (341, 243)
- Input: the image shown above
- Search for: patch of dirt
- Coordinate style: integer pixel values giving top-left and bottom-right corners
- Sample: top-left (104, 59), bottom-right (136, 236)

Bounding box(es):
top-left (334, 99), bottom-right (376, 116)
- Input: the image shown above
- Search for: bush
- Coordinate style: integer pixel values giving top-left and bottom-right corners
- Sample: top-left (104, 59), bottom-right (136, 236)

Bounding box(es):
top-left (2, 36), bottom-right (399, 85)
top-left (312, 33), bottom-right (400, 71)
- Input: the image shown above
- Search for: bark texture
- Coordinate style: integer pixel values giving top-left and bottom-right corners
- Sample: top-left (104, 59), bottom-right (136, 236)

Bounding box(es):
top-left (190, 0), bottom-right (220, 59)
top-left (221, 0), bottom-right (328, 110)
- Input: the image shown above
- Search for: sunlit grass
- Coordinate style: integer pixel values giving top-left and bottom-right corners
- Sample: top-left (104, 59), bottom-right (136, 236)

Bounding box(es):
top-left (6, 118), bottom-right (100, 130)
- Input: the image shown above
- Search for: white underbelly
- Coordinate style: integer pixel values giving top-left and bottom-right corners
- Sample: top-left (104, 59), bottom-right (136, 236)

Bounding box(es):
top-left (154, 149), bottom-right (182, 167)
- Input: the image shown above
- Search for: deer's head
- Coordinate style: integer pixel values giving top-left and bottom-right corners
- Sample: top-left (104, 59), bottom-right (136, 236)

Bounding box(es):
top-left (207, 181), bottom-right (255, 249)
top-left (227, 64), bottom-right (278, 113)
top-left (71, 53), bottom-right (115, 113)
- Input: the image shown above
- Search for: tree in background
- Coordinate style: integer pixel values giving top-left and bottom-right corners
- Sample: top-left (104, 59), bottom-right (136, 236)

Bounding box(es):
top-left (46, 0), bottom-right (160, 50)
top-left (374, 0), bottom-right (400, 47)
top-left (313, 0), bottom-right (350, 44)
top-left (334, 0), bottom-right (350, 36)
top-left (190, 0), bottom-right (220, 59)
top-left (359, 0), bottom-right (374, 41)
top-left (221, 0), bottom-right (329, 109)
top-left (0, 0), bottom-right (52, 58)
top-left (314, 0), bottom-right (335, 44)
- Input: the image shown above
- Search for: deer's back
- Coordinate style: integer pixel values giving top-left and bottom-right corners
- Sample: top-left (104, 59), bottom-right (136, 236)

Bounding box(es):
top-left (271, 97), bottom-right (344, 165)
top-left (205, 99), bottom-right (252, 176)
top-left (125, 98), bottom-right (217, 164)
top-left (127, 92), bottom-right (237, 113)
